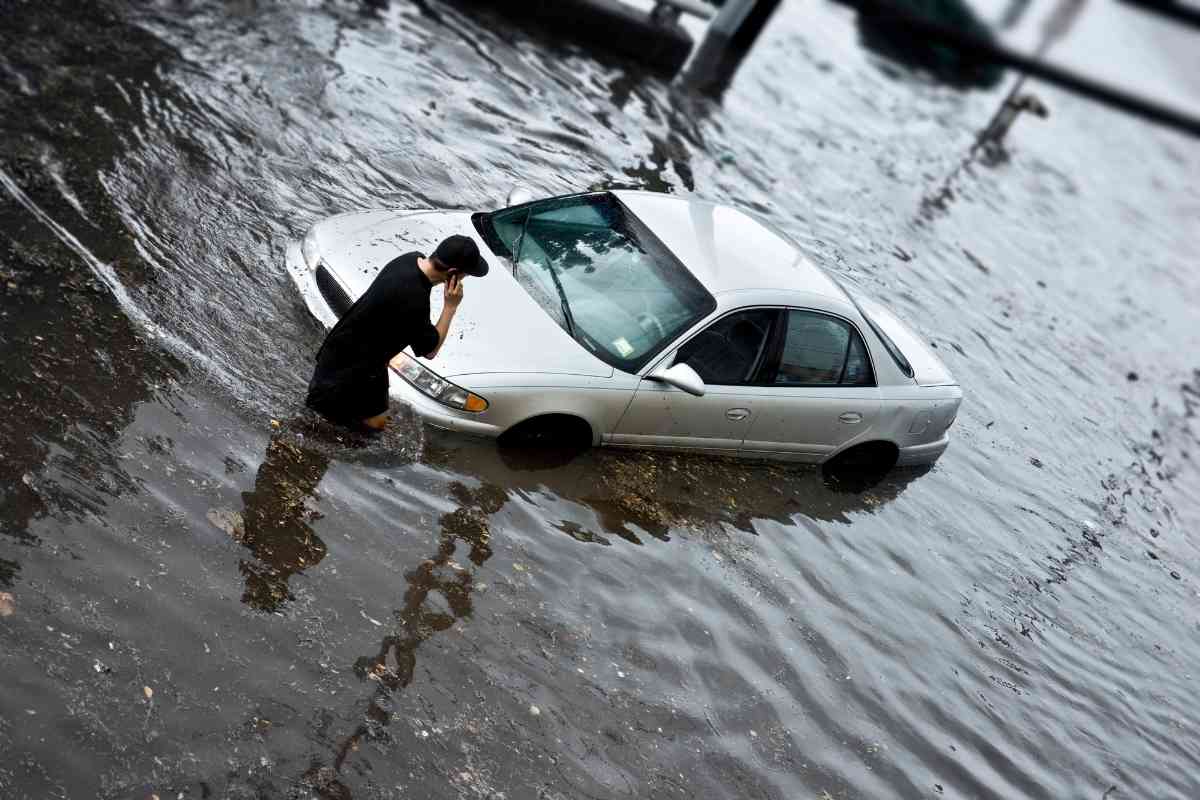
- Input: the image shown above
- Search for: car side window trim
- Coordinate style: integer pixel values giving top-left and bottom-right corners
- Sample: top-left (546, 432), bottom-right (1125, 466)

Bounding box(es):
top-left (746, 311), bottom-right (785, 383)
top-left (835, 331), bottom-right (854, 385)
top-left (752, 310), bottom-right (788, 384)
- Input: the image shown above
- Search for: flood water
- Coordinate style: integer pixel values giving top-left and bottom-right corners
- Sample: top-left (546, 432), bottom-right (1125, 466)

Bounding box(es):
top-left (2, 1), bottom-right (1199, 798)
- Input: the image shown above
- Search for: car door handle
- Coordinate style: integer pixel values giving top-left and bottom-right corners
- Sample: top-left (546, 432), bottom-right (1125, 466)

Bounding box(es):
top-left (726, 408), bottom-right (750, 421)
top-left (839, 412), bottom-right (863, 424)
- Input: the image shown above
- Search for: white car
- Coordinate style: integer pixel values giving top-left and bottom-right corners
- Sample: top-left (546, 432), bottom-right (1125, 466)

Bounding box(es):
top-left (287, 190), bottom-right (962, 468)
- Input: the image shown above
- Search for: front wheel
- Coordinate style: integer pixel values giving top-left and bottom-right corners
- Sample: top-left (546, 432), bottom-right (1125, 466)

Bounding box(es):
top-left (497, 415), bottom-right (593, 469)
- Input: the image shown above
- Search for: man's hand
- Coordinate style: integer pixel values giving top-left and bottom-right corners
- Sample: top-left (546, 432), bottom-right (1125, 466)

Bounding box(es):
top-left (426, 274), bottom-right (463, 359)
top-left (445, 274), bottom-right (464, 308)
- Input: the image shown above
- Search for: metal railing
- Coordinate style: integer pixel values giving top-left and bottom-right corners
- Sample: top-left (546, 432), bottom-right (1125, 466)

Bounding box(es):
top-left (833, 0), bottom-right (1200, 138)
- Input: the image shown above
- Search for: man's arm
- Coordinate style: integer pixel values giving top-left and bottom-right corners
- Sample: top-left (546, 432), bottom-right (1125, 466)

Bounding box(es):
top-left (424, 274), bottom-right (464, 360)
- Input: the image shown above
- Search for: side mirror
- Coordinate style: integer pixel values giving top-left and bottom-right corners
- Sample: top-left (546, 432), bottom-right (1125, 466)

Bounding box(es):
top-left (647, 361), bottom-right (706, 397)
top-left (506, 186), bottom-right (534, 207)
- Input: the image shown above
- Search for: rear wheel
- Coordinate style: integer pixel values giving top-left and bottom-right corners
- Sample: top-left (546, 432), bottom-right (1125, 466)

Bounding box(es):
top-left (822, 441), bottom-right (899, 493)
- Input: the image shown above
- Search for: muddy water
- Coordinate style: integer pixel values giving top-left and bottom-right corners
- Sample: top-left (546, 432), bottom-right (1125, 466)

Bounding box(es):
top-left (2, 1), bottom-right (1199, 798)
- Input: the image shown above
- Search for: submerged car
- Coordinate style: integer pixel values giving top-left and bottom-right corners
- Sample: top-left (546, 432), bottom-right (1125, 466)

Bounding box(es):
top-left (287, 190), bottom-right (962, 467)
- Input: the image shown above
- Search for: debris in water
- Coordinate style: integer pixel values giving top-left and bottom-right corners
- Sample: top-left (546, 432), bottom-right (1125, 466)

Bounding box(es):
top-left (143, 686), bottom-right (154, 701)
top-left (206, 508), bottom-right (245, 541)
top-left (529, 704), bottom-right (541, 716)
top-left (0, 592), bottom-right (14, 617)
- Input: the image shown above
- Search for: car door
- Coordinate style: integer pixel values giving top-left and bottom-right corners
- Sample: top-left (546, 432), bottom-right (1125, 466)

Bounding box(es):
top-left (608, 309), bottom-right (780, 454)
top-left (741, 309), bottom-right (882, 462)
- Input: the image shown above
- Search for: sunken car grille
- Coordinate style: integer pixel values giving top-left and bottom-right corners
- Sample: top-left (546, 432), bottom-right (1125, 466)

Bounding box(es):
top-left (315, 264), bottom-right (353, 318)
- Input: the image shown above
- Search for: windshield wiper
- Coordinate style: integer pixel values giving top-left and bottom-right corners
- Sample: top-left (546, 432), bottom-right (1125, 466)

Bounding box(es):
top-left (544, 261), bottom-right (576, 337)
top-left (511, 213), bottom-right (575, 337)
top-left (511, 209), bottom-right (531, 274)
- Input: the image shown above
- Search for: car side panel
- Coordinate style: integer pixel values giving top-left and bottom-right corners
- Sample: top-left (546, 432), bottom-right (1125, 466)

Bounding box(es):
top-left (453, 374), bottom-right (642, 445)
top-left (607, 380), bottom-right (757, 454)
top-left (741, 387), bottom-right (882, 461)
top-left (818, 384), bottom-right (962, 463)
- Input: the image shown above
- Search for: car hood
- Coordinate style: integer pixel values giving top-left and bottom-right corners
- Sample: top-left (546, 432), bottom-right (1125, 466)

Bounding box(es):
top-left (852, 292), bottom-right (957, 387)
top-left (312, 210), bottom-right (614, 380)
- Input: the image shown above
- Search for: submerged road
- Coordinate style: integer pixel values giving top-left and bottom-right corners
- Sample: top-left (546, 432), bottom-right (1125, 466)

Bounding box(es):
top-left (1, 1), bottom-right (1198, 798)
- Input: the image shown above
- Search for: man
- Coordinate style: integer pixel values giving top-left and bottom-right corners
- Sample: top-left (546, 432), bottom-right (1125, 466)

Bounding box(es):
top-left (305, 234), bottom-right (489, 431)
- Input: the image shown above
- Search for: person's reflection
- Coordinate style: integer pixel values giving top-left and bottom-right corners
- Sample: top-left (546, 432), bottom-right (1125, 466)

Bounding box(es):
top-left (293, 438), bottom-right (930, 797)
top-left (237, 433), bottom-right (331, 611)
top-left (300, 480), bottom-right (505, 799)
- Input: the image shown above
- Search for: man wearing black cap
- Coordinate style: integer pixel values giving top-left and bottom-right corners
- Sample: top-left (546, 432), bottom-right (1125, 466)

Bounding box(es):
top-left (305, 234), bottom-right (489, 431)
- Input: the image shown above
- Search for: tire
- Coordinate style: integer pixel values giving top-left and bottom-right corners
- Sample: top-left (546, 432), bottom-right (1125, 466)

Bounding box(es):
top-left (822, 441), bottom-right (899, 493)
top-left (497, 415), bottom-right (593, 469)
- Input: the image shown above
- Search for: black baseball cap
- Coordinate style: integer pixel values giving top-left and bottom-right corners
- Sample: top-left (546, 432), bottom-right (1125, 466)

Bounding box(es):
top-left (432, 235), bottom-right (489, 277)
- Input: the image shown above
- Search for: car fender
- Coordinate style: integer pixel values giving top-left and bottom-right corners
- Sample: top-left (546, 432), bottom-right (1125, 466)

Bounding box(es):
top-left (462, 379), bottom-right (640, 447)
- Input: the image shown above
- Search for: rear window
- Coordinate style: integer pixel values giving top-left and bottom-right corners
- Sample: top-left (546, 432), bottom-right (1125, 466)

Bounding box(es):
top-left (860, 309), bottom-right (913, 379)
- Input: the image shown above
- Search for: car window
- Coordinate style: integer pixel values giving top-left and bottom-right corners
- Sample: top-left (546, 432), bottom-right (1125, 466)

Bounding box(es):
top-left (776, 310), bottom-right (875, 387)
top-left (675, 309), bottom-right (777, 386)
top-left (477, 193), bottom-right (716, 372)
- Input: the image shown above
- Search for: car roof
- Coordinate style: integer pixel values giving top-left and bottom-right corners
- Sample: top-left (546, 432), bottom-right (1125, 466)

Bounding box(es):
top-left (613, 190), bottom-right (849, 302)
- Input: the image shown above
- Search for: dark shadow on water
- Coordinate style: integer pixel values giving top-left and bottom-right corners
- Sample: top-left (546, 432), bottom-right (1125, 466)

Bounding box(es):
top-left (428, 433), bottom-right (931, 533)
top-left (225, 413), bottom-right (425, 612)
top-left (235, 434), bottom-right (332, 611)
top-left (823, 460), bottom-right (932, 495)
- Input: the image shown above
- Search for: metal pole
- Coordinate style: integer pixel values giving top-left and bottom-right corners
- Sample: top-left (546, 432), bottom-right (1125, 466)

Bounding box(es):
top-left (680, 0), bottom-right (782, 94)
top-left (709, 0), bottom-right (759, 37)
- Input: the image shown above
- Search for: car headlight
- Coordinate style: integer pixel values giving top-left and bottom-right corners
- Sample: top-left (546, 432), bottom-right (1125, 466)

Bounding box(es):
top-left (301, 226), bottom-right (322, 272)
top-left (390, 353), bottom-right (489, 413)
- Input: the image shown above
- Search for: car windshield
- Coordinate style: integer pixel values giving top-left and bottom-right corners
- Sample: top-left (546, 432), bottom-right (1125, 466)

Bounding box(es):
top-left (473, 193), bottom-right (716, 372)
